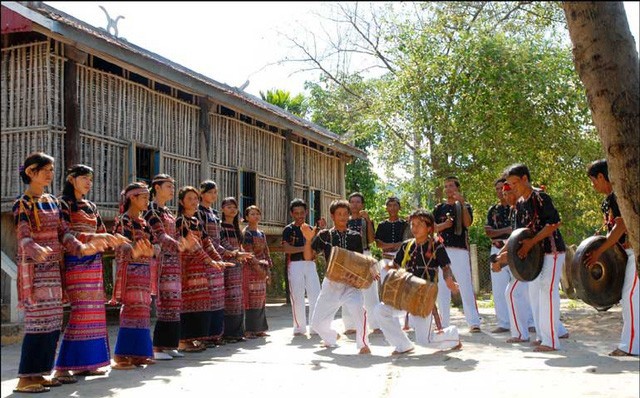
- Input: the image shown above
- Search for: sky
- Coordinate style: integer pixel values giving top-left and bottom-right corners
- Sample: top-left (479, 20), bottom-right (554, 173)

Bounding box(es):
top-left (42, 1), bottom-right (640, 99)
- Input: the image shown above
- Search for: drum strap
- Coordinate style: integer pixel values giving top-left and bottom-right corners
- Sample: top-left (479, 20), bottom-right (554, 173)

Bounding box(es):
top-left (400, 239), bottom-right (415, 269)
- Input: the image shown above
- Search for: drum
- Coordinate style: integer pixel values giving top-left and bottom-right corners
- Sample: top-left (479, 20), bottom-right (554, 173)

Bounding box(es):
top-left (560, 244), bottom-right (577, 299)
top-left (570, 235), bottom-right (627, 311)
top-left (381, 269), bottom-right (438, 318)
top-left (507, 228), bottom-right (544, 281)
top-left (325, 246), bottom-right (376, 289)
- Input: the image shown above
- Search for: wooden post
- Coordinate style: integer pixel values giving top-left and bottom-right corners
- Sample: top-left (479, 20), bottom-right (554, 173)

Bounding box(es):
top-left (470, 243), bottom-right (479, 295)
top-left (63, 58), bottom-right (79, 169)
top-left (283, 130), bottom-right (294, 304)
top-left (199, 97), bottom-right (211, 182)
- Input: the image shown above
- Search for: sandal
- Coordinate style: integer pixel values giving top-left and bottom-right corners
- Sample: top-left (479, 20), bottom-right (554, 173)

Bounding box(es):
top-left (55, 375), bottom-right (78, 384)
top-left (391, 347), bottom-right (414, 355)
top-left (74, 369), bottom-right (107, 376)
top-left (111, 362), bottom-right (136, 370)
top-left (40, 379), bottom-right (62, 387)
top-left (506, 337), bottom-right (530, 343)
top-left (13, 384), bottom-right (50, 394)
top-left (469, 326), bottom-right (481, 333)
top-left (256, 332), bottom-right (270, 337)
top-left (609, 348), bottom-right (634, 357)
top-left (533, 345), bottom-right (557, 352)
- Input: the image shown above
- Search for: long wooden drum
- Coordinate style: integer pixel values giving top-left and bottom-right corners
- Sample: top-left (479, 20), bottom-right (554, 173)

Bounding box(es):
top-left (381, 269), bottom-right (438, 318)
top-left (326, 246), bottom-right (376, 289)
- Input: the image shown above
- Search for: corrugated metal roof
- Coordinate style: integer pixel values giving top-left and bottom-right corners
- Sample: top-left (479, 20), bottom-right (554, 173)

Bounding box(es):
top-left (4, 1), bottom-right (366, 160)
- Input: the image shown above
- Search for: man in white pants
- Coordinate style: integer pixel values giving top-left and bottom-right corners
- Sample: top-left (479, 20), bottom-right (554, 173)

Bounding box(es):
top-left (303, 199), bottom-right (372, 354)
top-left (485, 178), bottom-right (514, 334)
top-left (503, 164), bottom-right (567, 352)
top-left (282, 198), bottom-right (321, 336)
top-left (376, 209), bottom-right (461, 355)
top-left (586, 159), bottom-right (638, 356)
top-left (433, 176), bottom-right (482, 333)
top-left (342, 192), bottom-right (381, 335)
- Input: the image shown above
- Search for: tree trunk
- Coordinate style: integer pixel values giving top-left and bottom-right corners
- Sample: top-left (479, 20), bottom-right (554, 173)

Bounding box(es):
top-left (562, 2), bottom-right (640, 270)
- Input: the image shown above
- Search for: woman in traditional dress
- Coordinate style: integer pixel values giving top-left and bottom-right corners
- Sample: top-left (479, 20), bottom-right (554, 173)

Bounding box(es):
top-left (110, 182), bottom-right (158, 369)
top-left (53, 164), bottom-right (127, 383)
top-left (241, 205), bottom-right (273, 338)
top-left (197, 181), bottom-right (231, 346)
top-left (220, 197), bottom-right (251, 343)
top-left (177, 186), bottom-right (228, 352)
top-left (13, 153), bottom-right (107, 394)
top-left (145, 174), bottom-right (194, 360)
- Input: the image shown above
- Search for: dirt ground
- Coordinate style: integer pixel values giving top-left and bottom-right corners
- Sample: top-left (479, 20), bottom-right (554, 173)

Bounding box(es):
top-left (1, 297), bottom-right (638, 398)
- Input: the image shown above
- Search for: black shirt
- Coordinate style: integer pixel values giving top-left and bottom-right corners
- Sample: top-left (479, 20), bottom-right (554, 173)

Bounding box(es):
top-left (393, 239), bottom-right (451, 282)
top-left (282, 223), bottom-right (306, 262)
top-left (602, 192), bottom-right (627, 246)
top-left (347, 218), bottom-right (373, 250)
top-left (311, 228), bottom-right (363, 260)
top-left (515, 189), bottom-right (565, 253)
top-left (375, 219), bottom-right (408, 244)
top-left (486, 203), bottom-right (512, 240)
top-left (433, 202), bottom-right (473, 249)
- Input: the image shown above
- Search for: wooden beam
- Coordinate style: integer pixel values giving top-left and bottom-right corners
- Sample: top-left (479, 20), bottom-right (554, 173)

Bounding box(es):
top-left (284, 130), bottom-right (294, 209)
top-left (199, 97), bottom-right (211, 182)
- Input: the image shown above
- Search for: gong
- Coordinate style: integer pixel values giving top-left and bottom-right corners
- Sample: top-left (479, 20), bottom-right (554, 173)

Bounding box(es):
top-left (507, 228), bottom-right (544, 282)
top-left (570, 235), bottom-right (627, 311)
top-left (560, 244), bottom-right (578, 299)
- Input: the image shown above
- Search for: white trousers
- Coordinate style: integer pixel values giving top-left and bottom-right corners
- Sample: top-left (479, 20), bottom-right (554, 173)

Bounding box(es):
top-left (490, 245), bottom-right (511, 329)
top-left (342, 250), bottom-right (381, 330)
top-left (437, 248), bottom-right (481, 328)
top-left (288, 260), bottom-right (321, 334)
top-left (505, 278), bottom-right (534, 340)
top-left (618, 249), bottom-right (639, 355)
top-left (529, 252), bottom-right (565, 349)
top-left (311, 278), bottom-right (370, 350)
top-left (376, 303), bottom-right (460, 352)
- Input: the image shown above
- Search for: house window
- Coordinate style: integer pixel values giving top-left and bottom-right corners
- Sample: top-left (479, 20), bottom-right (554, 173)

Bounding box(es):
top-left (135, 146), bottom-right (159, 186)
top-left (240, 171), bottom-right (256, 214)
top-left (306, 189), bottom-right (322, 226)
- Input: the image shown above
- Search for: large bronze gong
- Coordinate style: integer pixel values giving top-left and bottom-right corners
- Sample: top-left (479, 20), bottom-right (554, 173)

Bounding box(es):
top-left (570, 235), bottom-right (627, 311)
top-left (560, 244), bottom-right (577, 299)
top-left (507, 228), bottom-right (544, 281)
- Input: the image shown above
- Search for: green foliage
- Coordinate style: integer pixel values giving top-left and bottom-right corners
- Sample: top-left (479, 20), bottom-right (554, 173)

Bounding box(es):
top-left (293, 1), bottom-right (604, 247)
top-left (259, 88), bottom-right (309, 117)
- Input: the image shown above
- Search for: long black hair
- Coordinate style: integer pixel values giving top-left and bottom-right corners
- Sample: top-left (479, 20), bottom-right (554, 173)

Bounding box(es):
top-left (62, 164), bottom-right (94, 211)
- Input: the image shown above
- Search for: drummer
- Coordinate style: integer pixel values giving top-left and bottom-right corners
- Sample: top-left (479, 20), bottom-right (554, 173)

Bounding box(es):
top-left (586, 159), bottom-right (639, 356)
top-left (433, 176), bottom-right (482, 333)
top-left (301, 199), bottom-right (372, 354)
top-left (375, 209), bottom-right (461, 355)
top-left (498, 164), bottom-right (567, 352)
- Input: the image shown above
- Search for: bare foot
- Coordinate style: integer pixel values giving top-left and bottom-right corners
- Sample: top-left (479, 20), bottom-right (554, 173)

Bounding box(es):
top-left (530, 340), bottom-right (542, 346)
top-left (609, 348), bottom-right (634, 357)
top-left (359, 346), bottom-right (371, 355)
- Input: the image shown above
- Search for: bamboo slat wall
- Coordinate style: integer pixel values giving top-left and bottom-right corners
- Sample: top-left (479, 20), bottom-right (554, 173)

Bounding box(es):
top-left (77, 65), bottom-right (199, 159)
top-left (1, 41), bottom-right (65, 208)
top-left (1, 129), bottom-right (65, 205)
top-left (1, 37), bottom-right (351, 230)
top-left (1, 40), bottom-right (64, 130)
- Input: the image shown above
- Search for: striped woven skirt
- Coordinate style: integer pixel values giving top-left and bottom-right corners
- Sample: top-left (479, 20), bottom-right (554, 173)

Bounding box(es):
top-left (243, 265), bottom-right (268, 333)
top-left (223, 261), bottom-right (244, 338)
top-left (55, 254), bottom-right (110, 371)
top-left (153, 252), bottom-right (182, 349)
top-left (114, 262), bottom-right (153, 359)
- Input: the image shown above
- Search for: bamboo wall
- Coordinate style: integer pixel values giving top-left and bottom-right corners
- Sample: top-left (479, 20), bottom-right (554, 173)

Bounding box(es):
top-left (1, 37), bottom-right (351, 230)
top-left (1, 40), bottom-right (65, 209)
